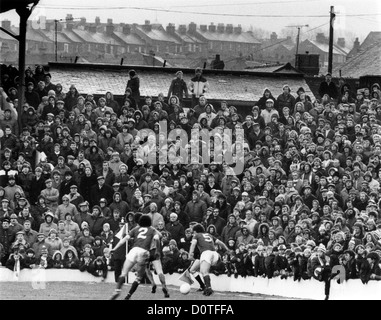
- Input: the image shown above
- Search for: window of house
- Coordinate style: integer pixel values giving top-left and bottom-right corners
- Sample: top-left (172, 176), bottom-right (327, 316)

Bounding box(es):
top-left (64, 43), bottom-right (69, 53)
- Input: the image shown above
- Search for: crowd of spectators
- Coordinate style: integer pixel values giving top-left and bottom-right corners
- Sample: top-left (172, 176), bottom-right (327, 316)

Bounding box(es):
top-left (1, 63), bottom-right (381, 286)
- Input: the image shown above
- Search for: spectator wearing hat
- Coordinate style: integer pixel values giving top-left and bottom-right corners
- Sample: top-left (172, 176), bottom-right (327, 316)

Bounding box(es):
top-left (88, 205), bottom-right (106, 237)
top-left (277, 85), bottom-right (296, 114)
top-left (40, 178), bottom-right (59, 212)
top-left (66, 184), bottom-right (84, 211)
top-left (3, 175), bottom-right (24, 208)
top-left (0, 198), bottom-right (14, 220)
top-left (79, 166), bottom-right (97, 204)
top-left (109, 192), bottom-right (130, 218)
top-left (318, 73), bottom-right (339, 100)
top-left (55, 194), bottom-right (79, 221)
top-left (167, 71), bottom-right (188, 105)
top-left (98, 128), bottom-right (117, 154)
top-left (0, 217), bottom-right (15, 264)
top-left (90, 175), bottom-right (114, 208)
top-left (260, 98), bottom-right (279, 125)
top-left (184, 190), bottom-right (207, 224)
top-left (59, 170), bottom-right (77, 202)
top-left (125, 69), bottom-right (140, 106)
top-left (221, 214), bottom-right (240, 245)
top-left (73, 201), bottom-right (92, 228)
top-left (9, 213), bottom-right (23, 235)
top-left (38, 211), bottom-right (58, 237)
top-left (206, 208), bottom-right (226, 236)
top-left (32, 233), bottom-right (53, 259)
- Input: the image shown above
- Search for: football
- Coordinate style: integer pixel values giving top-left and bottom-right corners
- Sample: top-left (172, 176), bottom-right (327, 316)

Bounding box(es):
top-left (179, 283), bottom-right (191, 295)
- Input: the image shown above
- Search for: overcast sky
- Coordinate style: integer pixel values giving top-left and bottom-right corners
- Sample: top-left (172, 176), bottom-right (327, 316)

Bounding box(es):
top-left (1, 0), bottom-right (380, 41)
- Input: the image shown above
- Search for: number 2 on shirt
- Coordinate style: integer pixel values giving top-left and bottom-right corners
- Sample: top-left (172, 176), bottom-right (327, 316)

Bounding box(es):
top-left (203, 234), bottom-right (212, 242)
top-left (137, 227), bottom-right (148, 239)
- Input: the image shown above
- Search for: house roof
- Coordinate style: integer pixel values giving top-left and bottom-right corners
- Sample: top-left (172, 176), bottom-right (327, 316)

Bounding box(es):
top-left (38, 30), bottom-right (70, 44)
top-left (332, 41), bottom-right (381, 78)
top-left (360, 31), bottom-right (381, 50)
top-left (197, 29), bottom-right (261, 44)
top-left (71, 29), bottom-right (103, 44)
top-left (10, 26), bottom-right (52, 43)
top-left (136, 26), bottom-right (181, 44)
top-left (113, 31), bottom-right (146, 46)
top-left (174, 32), bottom-right (205, 44)
top-left (0, 29), bottom-right (17, 41)
top-left (60, 30), bottom-right (84, 43)
top-left (48, 63), bottom-right (315, 101)
top-left (302, 39), bottom-right (348, 56)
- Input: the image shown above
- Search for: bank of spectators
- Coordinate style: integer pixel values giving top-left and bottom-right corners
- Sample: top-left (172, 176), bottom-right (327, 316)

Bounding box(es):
top-left (1, 64), bottom-right (381, 286)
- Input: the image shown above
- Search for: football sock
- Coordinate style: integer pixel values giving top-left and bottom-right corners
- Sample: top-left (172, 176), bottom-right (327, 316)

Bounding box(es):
top-left (128, 280), bottom-right (139, 296)
top-left (116, 276), bottom-right (125, 290)
top-left (203, 275), bottom-right (211, 288)
top-left (195, 274), bottom-right (205, 289)
top-left (159, 273), bottom-right (167, 288)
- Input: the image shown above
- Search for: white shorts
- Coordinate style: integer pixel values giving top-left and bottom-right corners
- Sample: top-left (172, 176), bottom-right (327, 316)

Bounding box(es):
top-left (126, 247), bottom-right (150, 265)
top-left (200, 250), bottom-right (219, 266)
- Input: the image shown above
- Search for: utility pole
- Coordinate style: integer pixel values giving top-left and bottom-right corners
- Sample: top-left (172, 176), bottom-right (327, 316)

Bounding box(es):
top-left (328, 6), bottom-right (335, 74)
top-left (54, 19), bottom-right (58, 62)
top-left (286, 24), bottom-right (308, 68)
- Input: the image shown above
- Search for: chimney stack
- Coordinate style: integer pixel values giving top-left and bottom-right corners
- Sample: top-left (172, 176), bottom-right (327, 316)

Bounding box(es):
top-left (234, 24), bottom-right (242, 34)
top-left (95, 16), bottom-right (100, 26)
top-left (122, 24), bottom-right (131, 35)
top-left (188, 22), bottom-right (197, 34)
top-left (208, 23), bottom-right (216, 32)
top-left (179, 24), bottom-right (187, 35)
top-left (143, 20), bottom-right (152, 32)
top-left (316, 33), bottom-right (327, 44)
top-left (166, 23), bottom-right (176, 35)
top-left (106, 20), bottom-right (114, 36)
top-left (1, 20), bottom-right (11, 30)
top-left (200, 24), bottom-right (207, 32)
top-left (217, 23), bottom-right (225, 33)
top-left (89, 24), bottom-right (97, 33)
top-left (226, 24), bottom-right (233, 34)
top-left (337, 37), bottom-right (346, 48)
top-left (270, 32), bottom-right (277, 41)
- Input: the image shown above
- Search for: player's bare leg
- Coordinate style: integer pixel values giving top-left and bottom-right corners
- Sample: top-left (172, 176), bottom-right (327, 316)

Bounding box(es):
top-left (124, 262), bottom-right (146, 300)
top-left (189, 259), bottom-right (205, 292)
top-left (110, 259), bottom-right (134, 300)
top-left (145, 266), bottom-right (157, 293)
top-left (152, 260), bottom-right (170, 298)
top-left (200, 260), bottom-right (213, 296)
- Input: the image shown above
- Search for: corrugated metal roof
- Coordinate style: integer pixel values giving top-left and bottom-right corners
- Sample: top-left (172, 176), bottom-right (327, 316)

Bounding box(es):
top-left (333, 41), bottom-right (381, 78)
top-left (49, 65), bottom-right (315, 101)
top-left (113, 31), bottom-right (146, 46)
top-left (197, 30), bottom-right (261, 44)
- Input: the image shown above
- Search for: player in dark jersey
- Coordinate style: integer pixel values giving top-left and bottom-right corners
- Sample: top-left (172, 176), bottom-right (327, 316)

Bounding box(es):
top-left (189, 223), bottom-right (229, 296)
top-left (109, 214), bottom-right (159, 300)
top-left (144, 229), bottom-right (170, 298)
